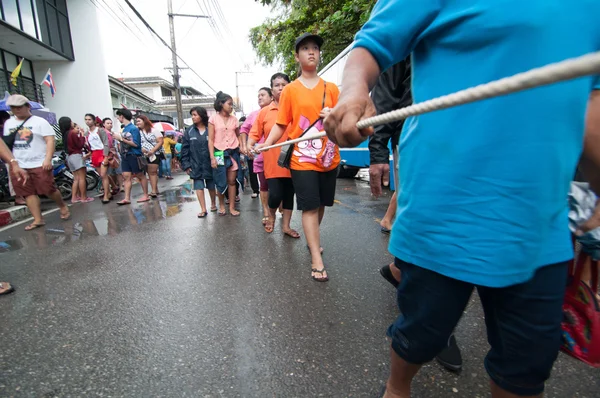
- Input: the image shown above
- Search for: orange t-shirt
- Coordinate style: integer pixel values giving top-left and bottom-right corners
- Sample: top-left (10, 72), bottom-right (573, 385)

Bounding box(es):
top-left (250, 102), bottom-right (291, 179)
top-left (276, 79), bottom-right (340, 172)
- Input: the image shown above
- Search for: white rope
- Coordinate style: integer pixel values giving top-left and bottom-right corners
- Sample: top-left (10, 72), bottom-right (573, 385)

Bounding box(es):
top-left (255, 51), bottom-right (600, 153)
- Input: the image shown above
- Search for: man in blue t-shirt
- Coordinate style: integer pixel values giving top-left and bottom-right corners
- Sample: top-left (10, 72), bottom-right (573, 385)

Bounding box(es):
top-left (115, 108), bottom-right (149, 205)
top-left (324, 1), bottom-right (600, 397)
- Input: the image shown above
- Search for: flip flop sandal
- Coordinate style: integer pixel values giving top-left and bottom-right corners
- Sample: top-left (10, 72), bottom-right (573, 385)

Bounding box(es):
top-left (60, 212), bottom-right (71, 220)
top-left (197, 212), bottom-right (208, 218)
top-left (311, 268), bottom-right (329, 282)
top-left (284, 230), bottom-right (301, 239)
top-left (137, 197), bottom-right (150, 203)
top-left (210, 207), bottom-right (218, 212)
top-left (117, 200), bottom-right (131, 206)
top-left (230, 211), bottom-right (240, 217)
top-left (24, 223), bottom-right (45, 231)
top-left (380, 264), bottom-right (399, 288)
top-left (380, 227), bottom-right (391, 235)
top-left (262, 217), bottom-right (269, 225)
top-left (102, 199), bottom-right (111, 205)
top-left (218, 210), bottom-right (227, 216)
top-left (0, 282), bottom-right (15, 295)
top-left (264, 221), bottom-right (274, 233)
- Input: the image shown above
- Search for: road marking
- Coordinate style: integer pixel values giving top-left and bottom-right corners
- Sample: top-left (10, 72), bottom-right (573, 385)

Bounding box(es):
top-left (0, 207), bottom-right (63, 233)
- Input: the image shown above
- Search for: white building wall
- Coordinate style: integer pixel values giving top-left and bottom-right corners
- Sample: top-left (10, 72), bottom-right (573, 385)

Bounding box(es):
top-left (33, 0), bottom-right (113, 127)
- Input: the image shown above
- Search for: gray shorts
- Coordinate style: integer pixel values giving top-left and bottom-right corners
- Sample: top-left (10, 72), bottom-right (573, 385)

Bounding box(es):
top-left (67, 154), bottom-right (85, 171)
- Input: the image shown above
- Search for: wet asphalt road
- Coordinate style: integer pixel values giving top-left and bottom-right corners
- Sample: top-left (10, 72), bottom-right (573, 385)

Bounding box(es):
top-left (0, 173), bottom-right (598, 398)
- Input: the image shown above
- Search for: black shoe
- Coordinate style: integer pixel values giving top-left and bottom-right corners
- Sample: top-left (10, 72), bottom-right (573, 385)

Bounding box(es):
top-left (436, 335), bottom-right (462, 372)
top-left (380, 264), bottom-right (399, 288)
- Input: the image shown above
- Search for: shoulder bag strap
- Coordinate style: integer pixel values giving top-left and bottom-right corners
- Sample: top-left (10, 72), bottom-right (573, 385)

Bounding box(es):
top-left (298, 81), bottom-right (328, 139)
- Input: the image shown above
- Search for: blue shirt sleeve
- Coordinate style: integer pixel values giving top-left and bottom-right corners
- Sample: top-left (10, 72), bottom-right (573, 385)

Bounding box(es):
top-left (353, 0), bottom-right (441, 71)
top-left (594, 75), bottom-right (600, 90)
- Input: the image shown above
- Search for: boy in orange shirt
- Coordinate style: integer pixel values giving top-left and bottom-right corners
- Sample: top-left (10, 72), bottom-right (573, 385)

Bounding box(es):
top-left (257, 33), bottom-right (340, 282)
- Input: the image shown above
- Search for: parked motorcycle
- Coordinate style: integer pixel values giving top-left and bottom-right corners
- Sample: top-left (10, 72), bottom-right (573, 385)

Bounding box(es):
top-left (52, 155), bottom-right (74, 201)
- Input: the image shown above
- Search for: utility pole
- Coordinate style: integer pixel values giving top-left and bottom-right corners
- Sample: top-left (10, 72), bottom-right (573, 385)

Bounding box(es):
top-left (166, 0), bottom-right (209, 130)
top-left (235, 70), bottom-right (253, 114)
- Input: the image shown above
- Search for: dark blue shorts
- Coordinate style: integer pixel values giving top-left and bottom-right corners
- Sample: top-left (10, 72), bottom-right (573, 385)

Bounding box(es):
top-left (121, 154), bottom-right (143, 174)
top-left (193, 179), bottom-right (215, 191)
top-left (388, 258), bottom-right (568, 396)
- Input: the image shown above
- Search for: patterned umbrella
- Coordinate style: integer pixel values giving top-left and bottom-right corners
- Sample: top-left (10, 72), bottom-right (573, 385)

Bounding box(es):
top-left (153, 122), bottom-right (176, 132)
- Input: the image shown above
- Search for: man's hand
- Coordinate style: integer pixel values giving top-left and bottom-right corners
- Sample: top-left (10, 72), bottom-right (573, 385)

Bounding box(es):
top-left (369, 163), bottom-right (390, 197)
top-left (9, 163), bottom-right (28, 184)
top-left (210, 158), bottom-right (218, 169)
top-left (186, 168), bottom-right (191, 175)
top-left (324, 87), bottom-right (376, 148)
top-left (42, 159), bottom-right (52, 171)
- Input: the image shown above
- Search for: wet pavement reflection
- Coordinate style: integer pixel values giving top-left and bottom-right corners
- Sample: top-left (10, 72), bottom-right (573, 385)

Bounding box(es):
top-left (0, 181), bottom-right (199, 253)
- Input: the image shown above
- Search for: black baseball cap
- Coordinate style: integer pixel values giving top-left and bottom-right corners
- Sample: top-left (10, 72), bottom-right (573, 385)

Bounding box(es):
top-left (295, 33), bottom-right (324, 53)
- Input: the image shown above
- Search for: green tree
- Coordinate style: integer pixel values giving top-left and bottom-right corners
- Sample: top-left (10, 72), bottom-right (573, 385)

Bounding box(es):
top-left (250, 0), bottom-right (375, 79)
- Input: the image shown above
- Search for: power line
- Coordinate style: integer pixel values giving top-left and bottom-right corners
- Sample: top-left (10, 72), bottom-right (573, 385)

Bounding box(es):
top-left (121, 0), bottom-right (217, 94)
top-left (198, 0), bottom-right (246, 65)
top-left (89, 0), bottom-right (146, 44)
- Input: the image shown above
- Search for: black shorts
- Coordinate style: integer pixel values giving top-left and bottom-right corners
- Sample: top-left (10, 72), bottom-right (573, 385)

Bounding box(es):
top-left (147, 156), bottom-right (161, 165)
top-left (290, 168), bottom-right (337, 211)
top-left (267, 177), bottom-right (295, 210)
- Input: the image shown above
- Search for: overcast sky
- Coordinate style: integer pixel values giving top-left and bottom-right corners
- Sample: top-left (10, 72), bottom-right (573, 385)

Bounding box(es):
top-left (97, 0), bottom-right (279, 114)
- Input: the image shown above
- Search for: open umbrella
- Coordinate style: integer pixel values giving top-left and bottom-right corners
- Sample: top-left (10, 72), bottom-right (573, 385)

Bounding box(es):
top-left (0, 91), bottom-right (44, 111)
top-left (153, 122), bottom-right (176, 132)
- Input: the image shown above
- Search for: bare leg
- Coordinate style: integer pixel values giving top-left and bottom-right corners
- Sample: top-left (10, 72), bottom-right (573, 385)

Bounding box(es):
top-left (318, 206), bottom-right (325, 225)
top-left (100, 165), bottom-right (110, 201)
top-left (77, 169), bottom-right (88, 200)
top-left (147, 164), bottom-right (159, 195)
top-left (208, 189), bottom-right (216, 209)
top-left (490, 380), bottom-right (541, 398)
top-left (123, 172), bottom-right (132, 202)
top-left (260, 191), bottom-right (270, 218)
top-left (303, 209), bottom-right (327, 280)
top-left (196, 189), bottom-right (207, 214)
top-left (227, 169), bottom-right (239, 216)
top-left (217, 192), bottom-right (226, 213)
top-left (71, 169), bottom-right (80, 202)
top-left (25, 195), bottom-right (44, 224)
top-left (383, 347), bottom-right (422, 398)
top-left (381, 192), bottom-right (397, 230)
top-left (282, 209), bottom-right (293, 231)
top-left (137, 172), bottom-right (149, 197)
top-left (47, 189), bottom-right (69, 218)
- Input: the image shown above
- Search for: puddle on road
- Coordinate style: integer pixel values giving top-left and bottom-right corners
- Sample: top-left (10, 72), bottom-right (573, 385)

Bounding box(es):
top-left (0, 183), bottom-right (198, 254)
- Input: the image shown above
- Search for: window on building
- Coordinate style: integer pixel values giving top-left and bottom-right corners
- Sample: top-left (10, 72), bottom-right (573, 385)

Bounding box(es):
top-left (1, 0), bottom-right (73, 59)
top-left (161, 86), bottom-right (173, 98)
top-left (0, 49), bottom-right (43, 105)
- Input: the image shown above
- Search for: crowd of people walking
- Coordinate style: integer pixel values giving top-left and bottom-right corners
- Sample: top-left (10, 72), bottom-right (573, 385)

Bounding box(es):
top-left (0, 32), bottom-right (342, 285)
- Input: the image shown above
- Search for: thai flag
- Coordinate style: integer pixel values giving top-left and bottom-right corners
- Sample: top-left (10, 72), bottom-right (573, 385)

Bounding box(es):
top-left (40, 69), bottom-right (56, 97)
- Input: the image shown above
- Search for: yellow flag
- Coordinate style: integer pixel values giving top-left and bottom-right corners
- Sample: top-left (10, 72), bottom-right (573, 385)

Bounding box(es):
top-left (10, 58), bottom-right (24, 86)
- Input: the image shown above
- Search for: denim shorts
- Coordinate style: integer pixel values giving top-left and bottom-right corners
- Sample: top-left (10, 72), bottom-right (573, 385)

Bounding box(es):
top-left (121, 154), bottom-right (142, 174)
top-left (388, 258), bottom-right (568, 396)
top-left (193, 178), bottom-right (215, 191)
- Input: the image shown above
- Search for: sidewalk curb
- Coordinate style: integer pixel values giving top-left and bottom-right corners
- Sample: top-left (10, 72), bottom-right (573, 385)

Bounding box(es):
top-left (0, 205), bottom-right (31, 227)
